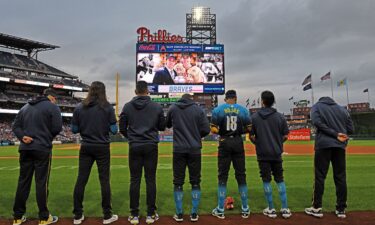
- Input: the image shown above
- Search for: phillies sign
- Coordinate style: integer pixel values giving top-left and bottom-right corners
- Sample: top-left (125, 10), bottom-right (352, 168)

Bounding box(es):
top-left (137, 27), bottom-right (184, 43)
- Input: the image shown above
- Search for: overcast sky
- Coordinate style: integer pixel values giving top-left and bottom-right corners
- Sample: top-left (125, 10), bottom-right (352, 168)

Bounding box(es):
top-left (1, 0), bottom-right (374, 113)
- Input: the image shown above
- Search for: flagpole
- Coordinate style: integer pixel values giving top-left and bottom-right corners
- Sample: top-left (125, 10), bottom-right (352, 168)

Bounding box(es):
top-left (330, 71), bottom-right (334, 99)
top-left (368, 89), bottom-right (371, 107)
top-left (345, 78), bottom-right (349, 107)
top-left (311, 75), bottom-right (314, 105)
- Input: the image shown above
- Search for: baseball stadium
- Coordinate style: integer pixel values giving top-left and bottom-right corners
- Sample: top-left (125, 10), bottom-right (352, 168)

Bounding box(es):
top-left (1, 4), bottom-right (375, 225)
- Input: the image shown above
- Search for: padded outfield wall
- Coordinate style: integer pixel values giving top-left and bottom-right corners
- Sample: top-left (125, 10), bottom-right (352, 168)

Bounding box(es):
top-left (351, 112), bottom-right (375, 139)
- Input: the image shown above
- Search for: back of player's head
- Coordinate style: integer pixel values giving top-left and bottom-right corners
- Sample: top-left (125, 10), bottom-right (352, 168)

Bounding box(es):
top-left (225, 90), bottom-right (237, 100)
top-left (261, 90), bottom-right (275, 107)
top-left (135, 81), bottom-right (149, 95)
top-left (83, 81), bottom-right (109, 108)
top-left (43, 88), bottom-right (58, 97)
top-left (181, 93), bottom-right (193, 100)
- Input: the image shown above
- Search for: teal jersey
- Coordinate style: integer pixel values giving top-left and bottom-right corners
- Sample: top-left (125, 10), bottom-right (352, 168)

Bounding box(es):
top-left (211, 103), bottom-right (251, 137)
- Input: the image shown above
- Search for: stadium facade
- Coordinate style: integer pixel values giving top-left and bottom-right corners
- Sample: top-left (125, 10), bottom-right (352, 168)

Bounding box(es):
top-left (0, 33), bottom-right (89, 145)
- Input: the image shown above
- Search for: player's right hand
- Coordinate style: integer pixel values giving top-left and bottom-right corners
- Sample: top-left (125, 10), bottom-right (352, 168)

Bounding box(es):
top-left (22, 136), bottom-right (33, 144)
top-left (210, 124), bottom-right (219, 134)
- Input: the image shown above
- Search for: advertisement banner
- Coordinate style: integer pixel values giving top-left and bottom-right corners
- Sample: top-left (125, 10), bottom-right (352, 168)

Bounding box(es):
top-left (53, 84), bottom-right (64, 89)
top-left (0, 77), bottom-right (10, 82)
top-left (151, 97), bottom-right (179, 103)
top-left (158, 85), bottom-right (204, 93)
top-left (26, 80), bottom-right (49, 87)
top-left (137, 43), bottom-right (224, 53)
top-left (288, 128), bottom-right (311, 141)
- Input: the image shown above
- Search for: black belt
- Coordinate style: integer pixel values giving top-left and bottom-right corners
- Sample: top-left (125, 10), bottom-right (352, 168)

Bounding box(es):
top-left (222, 135), bottom-right (240, 138)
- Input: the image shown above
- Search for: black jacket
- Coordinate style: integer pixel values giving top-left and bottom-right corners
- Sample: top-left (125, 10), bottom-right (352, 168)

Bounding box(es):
top-left (311, 97), bottom-right (353, 150)
top-left (251, 107), bottom-right (289, 161)
top-left (152, 67), bottom-right (175, 85)
top-left (72, 101), bottom-right (117, 145)
top-left (166, 97), bottom-right (210, 154)
top-left (12, 96), bottom-right (62, 152)
top-left (119, 96), bottom-right (165, 146)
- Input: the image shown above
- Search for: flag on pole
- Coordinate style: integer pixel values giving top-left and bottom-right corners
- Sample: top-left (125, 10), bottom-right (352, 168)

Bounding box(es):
top-left (251, 100), bottom-right (256, 106)
top-left (302, 74), bottom-right (312, 85)
top-left (303, 83), bottom-right (312, 91)
top-left (363, 88), bottom-right (369, 93)
top-left (289, 96), bottom-right (294, 101)
top-left (320, 72), bottom-right (331, 81)
top-left (337, 78), bottom-right (347, 87)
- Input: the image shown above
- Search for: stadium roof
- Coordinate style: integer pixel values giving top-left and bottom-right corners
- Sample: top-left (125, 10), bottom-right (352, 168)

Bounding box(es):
top-left (0, 33), bottom-right (59, 52)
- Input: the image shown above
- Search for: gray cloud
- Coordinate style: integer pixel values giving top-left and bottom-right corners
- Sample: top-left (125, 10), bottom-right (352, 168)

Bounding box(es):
top-left (1, 0), bottom-right (374, 112)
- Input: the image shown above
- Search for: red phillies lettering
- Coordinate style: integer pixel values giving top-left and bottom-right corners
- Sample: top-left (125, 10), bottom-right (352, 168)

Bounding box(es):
top-left (137, 27), bottom-right (184, 43)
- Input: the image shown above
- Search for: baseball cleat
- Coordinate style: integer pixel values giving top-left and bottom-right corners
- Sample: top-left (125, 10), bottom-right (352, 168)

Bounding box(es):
top-left (146, 213), bottom-right (159, 224)
top-left (305, 207), bottom-right (323, 218)
top-left (335, 210), bottom-right (346, 219)
top-left (103, 214), bottom-right (118, 224)
top-left (241, 206), bottom-right (250, 218)
top-left (173, 214), bottom-right (183, 222)
top-left (263, 207), bottom-right (277, 218)
top-left (38, 215), bottom-right (58, 225)
top-left (13, 216), bottom-right (26, 225)
top-left (128, 215), bottom-right (139, 225)
top-left (280, 208), bottom-right (292, 219)
top-left (73, 215), bottom-right (85, 225)
top-left (211, 207), bottom-right (225, 219)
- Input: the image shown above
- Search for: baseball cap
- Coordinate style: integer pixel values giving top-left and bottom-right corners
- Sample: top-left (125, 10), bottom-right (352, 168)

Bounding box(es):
top-left (166, 54), bottom-right (176, 60)
top-left (225, 90), bottom-right (237, 99)
top-left (43, 88), bottom-right (58, 98)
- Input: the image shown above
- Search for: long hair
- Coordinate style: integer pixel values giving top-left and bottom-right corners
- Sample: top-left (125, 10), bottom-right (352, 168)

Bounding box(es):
top-left (82, 81), bottom-right (109, 108)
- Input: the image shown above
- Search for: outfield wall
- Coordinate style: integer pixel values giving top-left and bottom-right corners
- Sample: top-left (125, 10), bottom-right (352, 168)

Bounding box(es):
top-left (351, 112), bottom-right (375, 139)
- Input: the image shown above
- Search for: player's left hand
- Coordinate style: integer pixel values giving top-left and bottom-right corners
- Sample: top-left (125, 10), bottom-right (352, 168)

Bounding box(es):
top-left (22, 136), bottom-right (33, 144)
top-left (337, 133), bottom-right (349, 142)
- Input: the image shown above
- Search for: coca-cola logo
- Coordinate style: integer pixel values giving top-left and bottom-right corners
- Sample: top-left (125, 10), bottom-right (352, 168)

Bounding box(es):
top-left (137, 27), bottom-right (184, 43)
top-left (138, 44), bottom-right (156, 51)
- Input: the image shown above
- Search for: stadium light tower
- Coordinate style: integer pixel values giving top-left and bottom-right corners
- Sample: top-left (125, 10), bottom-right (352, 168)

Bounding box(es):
top-left (186, 6), bottom-right (216, 45)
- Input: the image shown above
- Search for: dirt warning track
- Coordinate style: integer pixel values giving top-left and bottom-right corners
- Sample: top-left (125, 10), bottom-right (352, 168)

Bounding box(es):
top-left (1, 212), bottom-right (374, 225)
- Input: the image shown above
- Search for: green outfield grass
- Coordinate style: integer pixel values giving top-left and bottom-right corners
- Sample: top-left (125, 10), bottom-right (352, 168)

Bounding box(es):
top-left (0, 141), bottom-right (375, 219)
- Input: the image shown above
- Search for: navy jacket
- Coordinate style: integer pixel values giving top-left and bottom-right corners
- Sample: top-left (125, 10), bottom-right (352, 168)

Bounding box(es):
top-left (311, 97), bottom-right (353, 150)
top-left (119, 96), bottom-right (165, 146)
top-left (71, 101), bottom-right (117, 145)
top-left (166, 97), bottom-right (210, 154)
top-left (152, 67), bottom-right (175, 85)
top-left (251, 107), bottom-right (289, 161)
top-left (12, 96), bottom-right (62, 152)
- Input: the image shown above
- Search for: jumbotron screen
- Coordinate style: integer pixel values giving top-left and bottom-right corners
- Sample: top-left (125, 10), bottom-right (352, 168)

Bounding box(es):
top-left (136, 43), bottom-right (225, 94)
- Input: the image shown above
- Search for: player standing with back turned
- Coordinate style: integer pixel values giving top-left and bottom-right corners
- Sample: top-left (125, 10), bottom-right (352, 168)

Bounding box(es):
top-left (250, 91), bottom-right (292, 219)
top-left (211, 90), bottom-right (251, 219)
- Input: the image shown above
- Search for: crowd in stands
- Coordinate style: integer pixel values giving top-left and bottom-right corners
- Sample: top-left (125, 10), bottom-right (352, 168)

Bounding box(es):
top-left (288, 124), bottom-right (311, 131)
top-left (55, 123), bottom-right (81, 143)
top-left (0, 92), bottom-right (81, 107)
top-left (1, 51), bottom-right (66, 76)
top-left (0, 121), bottom-right (16, 143)
top-left (0, 120), bottom-right (80, 144)
top-left (0, 70), bottom-right (89, 89)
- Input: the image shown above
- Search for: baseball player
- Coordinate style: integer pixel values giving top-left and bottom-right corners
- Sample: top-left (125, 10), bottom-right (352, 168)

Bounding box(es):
top-left (119, 81), bottom-right (166, 225)
top-left (12, 88), bottom-right (62, 225)
top-left (250, 91), bottom-right (291, 219)
top-left (166, 94), bottom-right (210, 222)
top-left (71, 81), bottom-right (118, 225)
top-left (305, 96), bottom-right (353, 219)
top-left (211, 90), bottom-right (251, 219)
